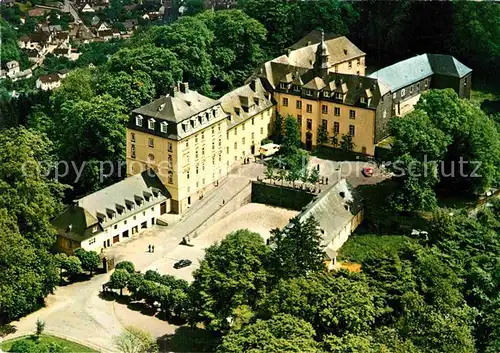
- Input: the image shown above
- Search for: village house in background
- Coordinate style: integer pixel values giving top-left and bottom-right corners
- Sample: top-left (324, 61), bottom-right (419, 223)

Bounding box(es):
top-left (52, 170), bottom-right (170, 254)
top-left (36, 71), bottom-right (68, 90)
top-left (0, 61), bottom-right (32, 81)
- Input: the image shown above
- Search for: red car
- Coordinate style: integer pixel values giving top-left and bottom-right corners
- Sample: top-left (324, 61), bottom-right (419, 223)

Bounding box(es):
top-left (362, 167), bottom-right (374, 177)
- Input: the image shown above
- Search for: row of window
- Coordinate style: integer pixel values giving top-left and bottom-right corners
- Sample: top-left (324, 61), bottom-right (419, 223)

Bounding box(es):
top-left (290, 101), bottom-right (357, 118)
top-left (394, 79), bottom-right (430, 99)
top-left (297, 116), bottom-right (356, 137)
top-left (136, 116), bottom-right (169, 133)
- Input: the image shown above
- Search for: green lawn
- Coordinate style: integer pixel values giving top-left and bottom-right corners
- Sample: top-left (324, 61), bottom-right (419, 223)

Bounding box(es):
top-left (0, 334), bottom-right (98, 352)
top-left (338, 234), bottom-right (415, 263)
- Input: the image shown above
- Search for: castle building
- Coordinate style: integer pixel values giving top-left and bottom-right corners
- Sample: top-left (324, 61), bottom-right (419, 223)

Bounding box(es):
top-left (127, 30), bottom-right (472, 213)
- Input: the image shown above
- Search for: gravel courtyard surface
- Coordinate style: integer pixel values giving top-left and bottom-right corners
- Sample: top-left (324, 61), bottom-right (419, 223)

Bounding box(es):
top-left (151, 203), bottom-right (298, 282)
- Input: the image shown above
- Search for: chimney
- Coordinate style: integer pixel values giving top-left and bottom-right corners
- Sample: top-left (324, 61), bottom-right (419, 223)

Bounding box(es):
top-left (344, 49), bottom-right (347, 55)
top-left (249, 78), bottom-right (257, 91)
top-left (287, 48), bottom-right (291, 55)
top-left (169, 84), bottom-right (179, 97)
top-left (180, 82), bottom-right (189, 93)
top-left (307, 41), bottom-right (312, 46)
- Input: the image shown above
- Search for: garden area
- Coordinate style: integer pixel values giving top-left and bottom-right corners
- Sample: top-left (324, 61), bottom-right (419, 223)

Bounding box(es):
top-left (0, 334), bottom-right (97, 353)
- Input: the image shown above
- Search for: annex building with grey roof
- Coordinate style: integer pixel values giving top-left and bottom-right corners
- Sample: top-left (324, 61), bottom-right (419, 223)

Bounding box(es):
top-left (53, 170), bottom-right (171, 254)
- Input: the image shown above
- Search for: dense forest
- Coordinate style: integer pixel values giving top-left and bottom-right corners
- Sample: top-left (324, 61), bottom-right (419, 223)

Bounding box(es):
top-left (0, 1), bottom-right (499, 352)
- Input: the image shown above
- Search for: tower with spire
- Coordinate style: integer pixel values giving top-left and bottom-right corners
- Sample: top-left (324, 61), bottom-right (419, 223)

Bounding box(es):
top-left (313, 29), bottom-right (330, 76)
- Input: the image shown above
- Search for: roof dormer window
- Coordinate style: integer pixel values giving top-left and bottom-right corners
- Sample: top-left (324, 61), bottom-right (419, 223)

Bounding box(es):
top-left (360, 97), bottom-right (366, 104)
top-left (136, 115), bottom-right (143, 127)
top-left (235, 107), bottom-right (241, 116)
top-left (148, 118), bottom-right (155, 130)
top-left (279, 83), bottom-right (286, 89)
top-left (323, 91), bottom-right (330, 98)
top-left (305, 89), bottom-right (313, 96)
top-left (160, 121), bottom-right (168, 133)
top-left (334, 92), bottom-right (343, 100)
top-left (293, 85), bottom-right (300, 92)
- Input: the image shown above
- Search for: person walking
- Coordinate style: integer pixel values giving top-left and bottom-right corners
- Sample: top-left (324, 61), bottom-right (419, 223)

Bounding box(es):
top-left (152, 245), bottom-right (155, 253)
top-left (148, 244), bottom-right (151, 253)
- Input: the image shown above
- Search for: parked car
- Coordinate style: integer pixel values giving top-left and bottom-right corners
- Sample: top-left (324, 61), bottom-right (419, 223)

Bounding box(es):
top-left (362, 167), bottom-right (374, 177)
top-left (259, 143), bottom-right (280, 157)
top-left (173, 259), bottom-right (192, 269)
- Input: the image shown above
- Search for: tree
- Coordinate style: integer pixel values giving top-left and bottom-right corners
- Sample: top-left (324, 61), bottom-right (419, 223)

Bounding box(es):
top-left (271, 112), bottom-right (284, 143)
top-left (36, 318), bottom-right (45, 337)
top-left (217, 313), bottom-right (319, 353)
top-left (116, 261), bottom-right (135, 274)
top-left (197, 10), bottom-right (267, 91)
top-left (317, 125), bottom-right (329, 145)
top-left (56, 94), bottom-right (128, 195)
top-left (108, 45), bottom-right (183, 96)
top-left (331, 132), bottom-right (340, 148)
top-left (95, 70), bottom-right (155, 111)
top-left (54, 253), bottom-right (83, 281)
top-left (281, 115), bottom-right (302, 157)
top-left (260, 272), bottom-right (377, 336)
top-left (113, 326), bottom-right (158, 353)
top-left (308, 167), bottom-right (320, 185)
top-left (51, 68), bottom-right (96, 109)
top-left (184, 0), bottom-right (205, 16)
top-left (74, 248), bottom-right (100, 275)
top-left (126, 272), bottom-right (144, 299)
top-left (340, 133), bottom-right (355, 153)
top-left (110, 269), bottom-right (131, 296)
top-left (0, 210), bottom-right (59, 323)
top-left (190, 230), bottom-right (270, 332)
top-left (0, 128), bottom-right (66, 248)
top-left (268, 216), bottom-right (324, 279)
top-left (264, 163), bottom-right (275, 182)
top-left (0, 19), bottom-right (20, 64)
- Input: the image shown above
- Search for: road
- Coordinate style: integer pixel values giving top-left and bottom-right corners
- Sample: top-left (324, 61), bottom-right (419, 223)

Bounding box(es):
top-left (4, 160), bottom-right (385, 351)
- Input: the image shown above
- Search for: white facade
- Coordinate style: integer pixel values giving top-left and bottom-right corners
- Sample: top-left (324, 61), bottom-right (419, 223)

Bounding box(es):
top-left (82, 203), bottom-right (164, 252)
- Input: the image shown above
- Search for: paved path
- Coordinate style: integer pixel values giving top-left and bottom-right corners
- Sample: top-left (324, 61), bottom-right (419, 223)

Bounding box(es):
top-left (4, 160), bottom-right (385, 351)
top-left (4, 165), bottom-right (264, 352)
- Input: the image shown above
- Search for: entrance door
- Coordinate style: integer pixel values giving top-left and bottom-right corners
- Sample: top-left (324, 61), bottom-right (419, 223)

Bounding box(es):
top-left (306, 131), bottom-right (313, 151)
top-left (141, 221), bottom-right (147, 229)
top-left (113, 235), bottom-right (119, 244)
top-left (187, 196), bottom-right (191, 205)
top-left (151, 217), bottom-right (155, 225)
top-left (251, 144), bottom-right (255, 155)
top-left (106, 239), bottom-right (110, 247)
top-left (160, 201), bottom-right (167, 215)
top-left (122, 230), bottom-right (129, 238)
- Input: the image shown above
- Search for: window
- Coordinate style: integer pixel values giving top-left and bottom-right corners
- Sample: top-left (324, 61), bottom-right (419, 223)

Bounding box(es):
top-left (410, 86), bottom-right (413, 93)
top-left (417, 83), bottom-right (420, 91)
top-left (89, 238), bottom-right (96, 245)
top-left (293, 85), bottom-right (300, 92)
top-left (234, 142), bottom-right (237, 150)
top-left (356, 71), bottom-right (360, 76)
top-left (148, 118), bottom-right (155, 130)
top-left (322, 119), bottom-right (327, 129)
top-left (334, 107), bottom-right (340, 116)
top-left (160, 122), bottom-right (168, 133)
top-left (279, 83), bottom-right (286, 89)
top-left (383, 110), bottom-right (387, 119)
top-left (307, 119), bottom-right (312, 130)
top-left (114, 224), bottom-right (117, 230)
top-left (401, 88), bottom-right (406, 97)
top-left (424, 79), bottom-right (428, 88)
top-left (348, 61), bottom-right (352, 69)
top-left (283, 97), bottom-right (288, 106)
top-left (349, 110), bottom-right (356, 119)
top-left (148, 138), bottom-right (154, 148)
top-left (357, 58), bottom-right (360, 66)
top-left (168, 155), bottom-right (173, 168)
top-left (168, 142), bottom-right (172, 152)
top-left (234, 128), bottom-right (237, 136)
top-left (242, 137), bottom-right (245, 144)
top-left (464, 80), bottom-right (467, 87)
top-left (334, 122), bottom-right (340, 134)
top-left (322, 105), bottom-right (328, 114)
top-left (360, 97), bottom-right (366, 103)
top-left (323, 91), bottom-right (330, 98)
top-left (349, 124), bottom-right (355, 137)
top-left (186, 141), bottom-right (189, 148)
top-left (135, 115), bottom-right (143, 126)
top-left (251, 132), bottom-right (254, 139)
top-left (306, 104), bottom-right (312, 113)
top-left (196, 165), bottom-right (199, 174)
top-left (131, 144), bottom-right (136, 158)
top-left (92, 226), bottom-right (98, 233)
top-left (251, 117), bottom-right (255, 125)
top-left (131, 133), bottom-right (135, 142)
top-left (296, 100), bottom-right (302, 109)
top-left (306, 89), bottom-right (312, 96)
top-left (187, 170), bottom-right (190, 179)
top-left (334, 92), bottom-right (342, 99)
top-left (297, 115), bottom-right (302, 126)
